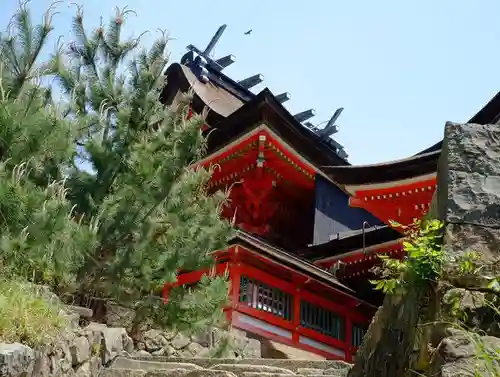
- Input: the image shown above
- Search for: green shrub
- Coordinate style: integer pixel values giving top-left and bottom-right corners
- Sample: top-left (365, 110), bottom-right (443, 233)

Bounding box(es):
top-left (0, 279), bottom-right (66, 347)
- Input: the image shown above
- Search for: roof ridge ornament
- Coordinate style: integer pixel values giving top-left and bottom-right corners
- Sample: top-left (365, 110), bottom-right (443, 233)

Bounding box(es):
top-left (182, 24), bottom-right (234, 76)
top-left (304, 108), bottom-right (348, 159)
top-left (179, 25), bottom-right (349, 160)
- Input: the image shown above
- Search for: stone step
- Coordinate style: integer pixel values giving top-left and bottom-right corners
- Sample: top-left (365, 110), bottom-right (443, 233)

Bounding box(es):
top-left (242, 374), bottom-right (348, 377)
top-left (210, 364), bottom-right (295, 375)
top-left (99, 369), bottom-right (147, 377)
top-left (120, 356), bottom-right (351, 372)
top-left (101, 370), bottom-right (349, 377)
top-left (324, 367), bottom-right (350, 376)
top-left (100, 369), bottom-right (237, 377)
top-left (111, 357), bottom-right (202, 371)
top-left (296, 369), bottom-right (324, 375)
top-left (241, 373), bottom-right (297, 377)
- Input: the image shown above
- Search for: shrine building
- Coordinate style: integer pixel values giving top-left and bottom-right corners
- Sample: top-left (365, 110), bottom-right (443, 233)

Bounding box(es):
top-left (159, 25), bottom-right (500, 361)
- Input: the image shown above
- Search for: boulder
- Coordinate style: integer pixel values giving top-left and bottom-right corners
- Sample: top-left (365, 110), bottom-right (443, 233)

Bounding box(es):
top-left (143, 329), bottom-right (168, 352)
top-left (100, 327), bottom-right (130, 364)
top-left (439, 122), bottom-right (500, 262)
top-left (65, 305), bottom-right (93, 320)
top-left (442, 289), bottom-right (500, 337)
top-left (430, 329), bottom-right (500, 377)
top-left (52, 332), bottom-right (75, 374)
top-left (105, 302), bottom-right (135, 330)
top-left (0, 343), bottom-right (35, 377)
top-left (71, 336), bottom-right (91, 366)
top-left (170, 333), bottom-right (191, 350)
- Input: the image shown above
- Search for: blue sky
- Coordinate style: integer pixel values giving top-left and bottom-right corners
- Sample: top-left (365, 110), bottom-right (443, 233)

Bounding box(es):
top-left (2, 0), bottom-right (500, 164)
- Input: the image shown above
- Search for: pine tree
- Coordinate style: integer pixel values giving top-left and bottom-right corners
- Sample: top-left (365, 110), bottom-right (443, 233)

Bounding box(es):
top-left (44, 5), bottom-right (233, 332)
top-left (0, 2), bottom-right (232, 334)
top-left (0, 2), bottom-right (96, 291)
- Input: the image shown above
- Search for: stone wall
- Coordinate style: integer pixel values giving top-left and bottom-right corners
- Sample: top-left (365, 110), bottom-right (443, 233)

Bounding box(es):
top-left (0, 303), bottom-right (261, 377)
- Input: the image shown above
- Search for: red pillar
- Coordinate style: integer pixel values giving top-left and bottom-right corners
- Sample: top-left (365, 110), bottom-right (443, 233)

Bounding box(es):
top-left (227, 247), bottom-right (241, 324)
top-left (292, 288), bottom-right (301, 344)
top-left (345, 316), bottom-right (353, 362)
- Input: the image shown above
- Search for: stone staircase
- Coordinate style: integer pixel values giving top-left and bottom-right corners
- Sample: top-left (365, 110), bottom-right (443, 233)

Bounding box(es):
top-left (100, 356), bottom-right (352, 377)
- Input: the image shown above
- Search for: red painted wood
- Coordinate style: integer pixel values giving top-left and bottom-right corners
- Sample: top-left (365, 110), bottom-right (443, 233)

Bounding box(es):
top-left (349, 177), bottom-right (437, 226)
top-left (239, 264), bottom-right (296, 294)
top-left (232, 312), bottom-right (345, 360)
top-left (236, 247), bottom-right (373, 314)
top-left (296, 325), bottom-right (348, 354)
top-left (234, 304), bottom-right (295, 331)
top-left (292, 289), bottom-right (301, 343)
top-left (354, 177), bottom-right (436, 198)
top-left (229, 263), bottom-right (241, 308)
top-left (315, 242), bottom-right (404, 269)
top-left (162, 262), bottom-right (230, 303)
top-left (163, 246), bottom-right (372, 362)
top-left (175, 262), bottom-right (229, 286)
top-left (345, 316), bottom-right (353, 362)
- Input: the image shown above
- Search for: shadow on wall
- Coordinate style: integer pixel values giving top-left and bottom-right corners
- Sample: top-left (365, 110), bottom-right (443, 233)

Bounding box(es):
top-left (247, 332), bottom-right (326, 360)
top-left (313, 175), bottom-right (383, 246)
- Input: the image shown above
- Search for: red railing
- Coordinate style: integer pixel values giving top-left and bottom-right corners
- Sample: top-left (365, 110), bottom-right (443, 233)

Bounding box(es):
top-left (163, 257), bottom-right (369, 361)
top-left (231, 263), bottom-right (368, 361)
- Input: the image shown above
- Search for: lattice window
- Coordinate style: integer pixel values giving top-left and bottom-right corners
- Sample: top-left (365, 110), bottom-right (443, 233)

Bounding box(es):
top-left (352, 324), bottom-right (367, 347)
top-left (239, 276), bottom-right (293, 321)
top-left (300, 300), bottom-right (345, 341)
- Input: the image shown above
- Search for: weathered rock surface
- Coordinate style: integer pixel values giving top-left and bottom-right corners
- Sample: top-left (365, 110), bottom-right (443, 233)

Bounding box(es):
top-left (0, 343), bottom-right (35, 377)
top-left (430, 328), bottom-right (500, 377)
top-left (438, 122), bottom-right (500, 262)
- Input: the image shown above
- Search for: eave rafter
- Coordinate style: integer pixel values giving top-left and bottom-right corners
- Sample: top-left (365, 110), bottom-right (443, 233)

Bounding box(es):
top-left (317, 243), bottom-right (405, 280)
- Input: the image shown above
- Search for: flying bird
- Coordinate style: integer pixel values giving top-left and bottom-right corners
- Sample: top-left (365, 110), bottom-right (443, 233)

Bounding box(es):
top-left (244, 29), bottom-right (252, 35)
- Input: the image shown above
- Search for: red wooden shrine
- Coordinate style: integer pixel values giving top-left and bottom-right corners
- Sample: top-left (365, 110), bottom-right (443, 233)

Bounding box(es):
top-left (164, 238), bottom-right (375, 361)
top-left (162, 91), bottom-right (438, 360)
top-left (194, 127), bottom-right (315, 240)
top-left (158, 33), bottom-right (499, 359)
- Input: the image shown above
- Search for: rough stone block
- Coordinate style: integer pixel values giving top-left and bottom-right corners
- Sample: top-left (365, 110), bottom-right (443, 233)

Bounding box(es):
top-left (0, 343), bottom-right (35, 377)
top-left (439, 122), bottom-right (500, 261)
top-left (143, 329), bottom-right (168, 352)
top-left (71, 336), bottom-right (91, 366)
top-left (105, 303), bottom-right (136, 330)
top-left (170, 333), bottom-right (191, 350)
top-left (430, 329), bottom-right (500, 377)
top-left (100, 327), bottom-right (128, 364)
top-left (65, 305), bottom-right (94, 320)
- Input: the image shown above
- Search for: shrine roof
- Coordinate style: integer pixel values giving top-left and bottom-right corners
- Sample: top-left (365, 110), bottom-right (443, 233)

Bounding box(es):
top-left (229, 230), bottom-right (355, 293)
top-left (321, 88), bottom-right (500, 186)
top-left (298, 225), bottom-right (402, 261)
top-left (161, 63), bottom-right (349, 167)
top-left (205, 88), bottom-right (349, 166)
top-left (321, 149), bottom-right (440, 186)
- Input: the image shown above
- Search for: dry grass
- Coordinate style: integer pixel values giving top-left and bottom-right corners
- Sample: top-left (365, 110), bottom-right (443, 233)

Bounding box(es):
top-left (0, 279), bottom-right (67, 347)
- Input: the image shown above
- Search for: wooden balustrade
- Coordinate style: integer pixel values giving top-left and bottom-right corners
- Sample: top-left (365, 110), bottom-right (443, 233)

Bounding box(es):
top-left (162, 246), bottom-right (370, 361)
